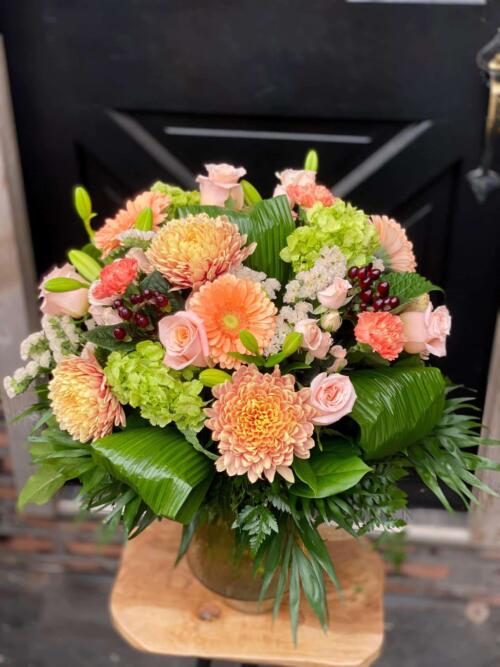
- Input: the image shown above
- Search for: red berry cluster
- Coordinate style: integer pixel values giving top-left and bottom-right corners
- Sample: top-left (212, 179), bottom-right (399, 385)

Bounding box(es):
top-left (111, 289), bottom-right (170, 340)
top-left (347, 264), bottom-right (400, 313)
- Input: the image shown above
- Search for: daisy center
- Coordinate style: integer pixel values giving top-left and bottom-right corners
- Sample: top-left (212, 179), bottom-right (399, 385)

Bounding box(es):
top-left (222, 313), bottom-right (240, 330)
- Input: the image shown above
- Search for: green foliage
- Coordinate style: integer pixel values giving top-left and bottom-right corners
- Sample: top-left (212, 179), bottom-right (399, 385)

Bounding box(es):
top-left (84, 324), bottom-right (136, 352)
top-left (150, 181), bottom-right (200, 216)
top-left (407, 388), bottom-right (500, 511)
top-left (134, 207), bottom-right (153, 231)
top-left (177, 195), bottom-right (295, 284)
top-left (67, 249), bottom-right (102, 282)
top-left (233, 504), bottom-right (279, 553)
top-left (241, 179), bottom-right (262, 205)
top-left (91, 426), bottom-right (214, 523)
top-left (383, 271), bottom-right (441, 310)
top-left (43, 277), bottom-right (89, 292)
top-left (291, 440), bottom-right (371, 498)
top-left (198, 368), bottom-right (232, 387)
top-left (349, 366), bottom-right (446, 458)
top-left (104, 341), bottom-right (205, 431)
top-left (280, 200), bottom-right (379, 272)
top-left (73, 185), bottom-right (96, 240)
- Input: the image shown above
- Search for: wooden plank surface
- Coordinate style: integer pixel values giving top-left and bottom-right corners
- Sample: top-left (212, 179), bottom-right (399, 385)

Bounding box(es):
top-left (110, 521), bottom-right (384, 667)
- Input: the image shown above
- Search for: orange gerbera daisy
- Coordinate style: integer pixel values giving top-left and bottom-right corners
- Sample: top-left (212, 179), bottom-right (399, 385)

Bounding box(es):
top-left (188, 274), bottom-right (277, 369)
top-left (146, 213), bottom-right (255, 290)
top-left (371, 215), bottom-right (417, 273)
top-left (94, 190), bottom-right (171, 256)
top-left (49, 350), bottom-right (125, 443)
top-left (205, 365), bottom-right (316, 483)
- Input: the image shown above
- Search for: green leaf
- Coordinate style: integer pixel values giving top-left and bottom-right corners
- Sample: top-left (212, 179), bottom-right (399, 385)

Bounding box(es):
top-left (134, 207), bottom-right (153, 231)
top-left (304, 149), bottom-right (319, 171)
top-left (239, 329), bottom-right (261, 356)
top-left (294, 545), bottom-right (328, 630)
top-left (350, 366), bottom-right (446, 459)
top-left (199, 369), bottom-right (232, 387)
top-left (90, 426), bottom-right (213, 523)
top-left (17, 464), bottom-right (67, 510)
top-left (289, 547), bottom-right (301, 645)
top-left (383, 272), bottom-right (442, 309)
top-left (80, 242), bottom-right (102, 261)
top-left (83, 325), bottom-right (136, 352)
top-left (178, 195), bottom-right (295, 284)
top-left (295, 516), bottom-right (340, 590)
top-left (291, 441), bottom-right (371, 498)
top-left (68, 249), bottom-right (102, 282)
top-left (43, 277), bottom-right (89, 292)
top-left (241, 179), bottom-right (262, 205)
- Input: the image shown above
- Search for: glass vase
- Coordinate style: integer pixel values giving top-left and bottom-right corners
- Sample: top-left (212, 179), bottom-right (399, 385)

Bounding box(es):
top-left (187, 518), bottom-right (280, 613)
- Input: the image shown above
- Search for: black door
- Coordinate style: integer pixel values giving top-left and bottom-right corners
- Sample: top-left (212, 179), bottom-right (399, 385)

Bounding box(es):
top-left (1, 2), bottom-right (498, 462)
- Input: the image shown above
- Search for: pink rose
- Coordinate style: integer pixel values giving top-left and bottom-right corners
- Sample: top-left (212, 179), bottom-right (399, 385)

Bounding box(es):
top-left (317, 277), bottom-right (352, 310)
top-left (40, 263), bottom-right (89, 318)
top-left (295, 318), bottom-right (331, 360)
top-left (196, 163), bottom-right (246, 209)
top-left (273, 168), bottom-right (316, 202)
top-left (400, 304), bottom-right (451, 358)
top-left (309, 372), bottom-right (357, 426)
top-left (158, 310), bottom-right (210, 370)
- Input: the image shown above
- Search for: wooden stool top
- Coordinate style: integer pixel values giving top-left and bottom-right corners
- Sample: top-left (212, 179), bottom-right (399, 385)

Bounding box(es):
top-left (110, 521), bottom-right (384, 667)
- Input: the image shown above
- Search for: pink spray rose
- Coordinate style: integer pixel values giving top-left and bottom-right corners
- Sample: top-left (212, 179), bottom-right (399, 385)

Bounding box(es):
top-left (88, 305), bottom-right (122, 326)
top-left (196, 163), bottom-right (246, 209)
top-left (40, 263), bottom-right (89, 318)
top-left (158, 310), bottom-right (210, 370)
top-left (328, 345), bottom-right (348, 373)
top-left (309, 372), bottom-right (357, 426)
top-left (295, 319), bottom-right (332, 360)
top-left (400, 304), bottom-right (451, 358)
top-left (317, 277), bottom-right (352, 310)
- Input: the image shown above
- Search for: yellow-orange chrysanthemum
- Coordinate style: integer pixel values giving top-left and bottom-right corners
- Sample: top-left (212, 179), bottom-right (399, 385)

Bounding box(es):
top-left (94, 190), bottom-right (171, 256)
top-left (49, 351), bottom-right (125, 443)
top-left (372, 215), bottom-right (417, 273)
top-left (189, 274), bottom-right (277, 369)
top-left (146, 213), bottom-right (256, 290)
top-left (205, 365), bottom-right (316, 483)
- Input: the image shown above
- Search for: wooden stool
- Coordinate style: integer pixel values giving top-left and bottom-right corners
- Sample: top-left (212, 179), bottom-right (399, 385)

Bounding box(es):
top-left (110, 521), bottom-right (384, 667)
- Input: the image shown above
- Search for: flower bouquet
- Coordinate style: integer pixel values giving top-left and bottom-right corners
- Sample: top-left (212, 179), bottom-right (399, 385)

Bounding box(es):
top-left (5, 152), bottom-right (499, 641)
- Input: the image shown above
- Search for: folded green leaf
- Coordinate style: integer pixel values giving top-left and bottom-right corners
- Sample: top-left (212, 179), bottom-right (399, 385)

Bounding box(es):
top-left (349, 366), bottom-right (446, 459)
top-left (291, 441), bottom-right (371, 498)
top-left (90, 426), bottom-right (214, 523)
top-left (43, 277), bottom-right (89, 292)
top-left (68, 249), bottom-right (102, 282)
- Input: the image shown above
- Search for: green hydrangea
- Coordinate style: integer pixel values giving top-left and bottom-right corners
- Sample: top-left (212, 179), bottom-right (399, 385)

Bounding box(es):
top-left (104, 341), bottom-right (205, 432)
top-left (280, 200), bottom-right (379, 272)
top-left (151, 181), bottom-right (200, 217)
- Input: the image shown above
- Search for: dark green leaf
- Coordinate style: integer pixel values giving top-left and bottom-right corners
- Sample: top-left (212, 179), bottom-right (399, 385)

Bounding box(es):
top-left (17, 465), bottom-right (68, 510)
top-left (291, 441), bottom-right (371, 498)
top-left (294, 545), bottom-right (328, 630)
top-left (289, 546), bottom-right (301, 645)
top-left (83, 325), bottom-right (136, 352)
top-left (91, 426), bottom-right (214, 523)
top-left (349, 366), bottom-right (446, 458)
top-left (295, 516), bottom-right (340, 590)
top-left (383, 272), bottom-right (442, 310)
top-left (140, 271), bottom-right (184, 310)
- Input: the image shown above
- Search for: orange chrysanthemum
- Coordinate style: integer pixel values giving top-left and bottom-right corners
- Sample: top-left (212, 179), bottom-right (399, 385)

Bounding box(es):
top-left (146, 213), bottom-right (256, 290)
top-left (94, 190), bottom-right (171, 256)
top-left (189, 274), bottom-right (277, 369)
top-left (49, 351), bottom-right (125, 443)
top-left (205, 365), bottom-right (316, 483)
top-left (371, 215), bottom-right (417, 273)
top-left (286, 183), bottom-right (335, 208)
top-left (354, 311), bottom-right (404, 361)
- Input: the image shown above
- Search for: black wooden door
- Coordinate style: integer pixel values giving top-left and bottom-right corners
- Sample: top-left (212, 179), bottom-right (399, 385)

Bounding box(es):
top-left (1, 2), bottom-right (498, 454)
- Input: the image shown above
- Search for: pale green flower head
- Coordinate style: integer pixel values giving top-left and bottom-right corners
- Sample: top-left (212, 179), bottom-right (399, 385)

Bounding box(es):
top-left (104, 341), bottom-right (204, 432)
top-left (151, 181), bottom-right (200, 217)
top-left (280, 200), bottom-right (379, 272)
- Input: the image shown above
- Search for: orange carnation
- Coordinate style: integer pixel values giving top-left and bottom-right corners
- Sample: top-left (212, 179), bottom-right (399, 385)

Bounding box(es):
top-left (92, 258), bottom-right (138, 300)
top-left (94, 190), bottom-right (170, 257)
top-left (354, 311), bottom-right (404, 361)
top-left (286, 183), bottom-right (335, 208)
top-left (146, 213), bottom-right (255, 290)
top-left (205, 365), bottom-right (315, 483)
top-left (188, 274), bottom-right (276, 369)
